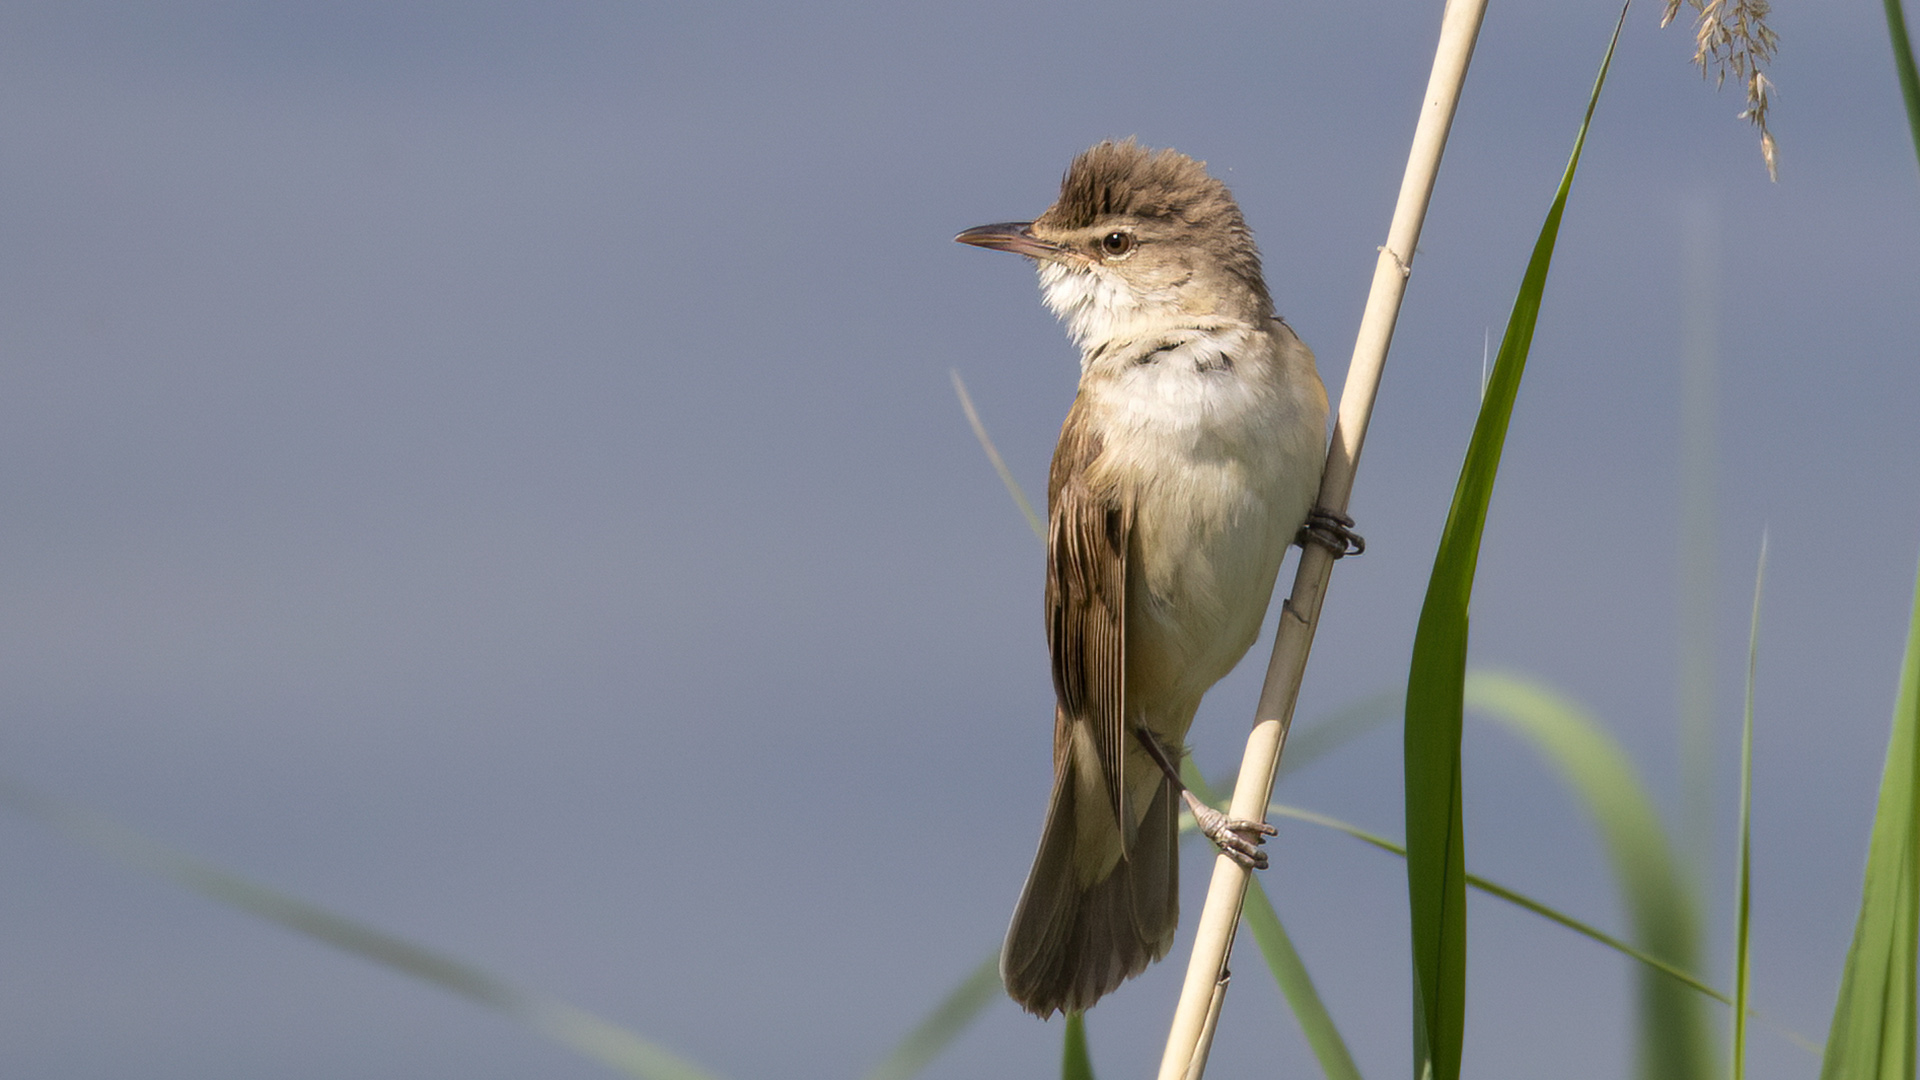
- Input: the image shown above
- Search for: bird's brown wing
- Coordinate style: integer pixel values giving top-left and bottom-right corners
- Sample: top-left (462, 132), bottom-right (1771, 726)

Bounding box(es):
top-left (1045, 398), bottom-right (1132, 836)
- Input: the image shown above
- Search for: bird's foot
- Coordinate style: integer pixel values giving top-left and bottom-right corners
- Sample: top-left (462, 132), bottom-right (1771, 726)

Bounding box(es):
top-left (1182, 791), bottom-right (1275, 871)
top-left (1131, 727), bottom-right (1278, 870)
top-left (1298, 506), bottom-right (1365, 559)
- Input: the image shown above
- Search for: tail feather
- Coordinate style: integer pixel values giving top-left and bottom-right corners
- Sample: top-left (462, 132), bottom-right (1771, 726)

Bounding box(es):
top-left (1000, 766), bottom-right (1179, 1017)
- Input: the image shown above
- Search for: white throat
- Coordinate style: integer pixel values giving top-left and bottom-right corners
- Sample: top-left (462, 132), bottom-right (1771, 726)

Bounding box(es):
top-left (1037, 261), bottom-right (1185, 355)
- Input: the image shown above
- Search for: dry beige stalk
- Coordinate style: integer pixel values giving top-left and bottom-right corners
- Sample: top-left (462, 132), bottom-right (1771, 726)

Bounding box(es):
top-left (1153, 0), bottom-right (1492, 1075)
top-left (1663, 0), bottom-right (1781, 178)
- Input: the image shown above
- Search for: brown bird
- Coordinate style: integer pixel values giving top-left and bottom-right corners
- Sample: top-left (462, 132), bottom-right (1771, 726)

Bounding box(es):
top-left (957, 140), bottom-right (1348, 1017)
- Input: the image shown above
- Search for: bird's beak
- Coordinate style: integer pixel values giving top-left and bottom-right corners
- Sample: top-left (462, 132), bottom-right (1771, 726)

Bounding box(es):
top-left (954, 221), bottom-right (1066, 260)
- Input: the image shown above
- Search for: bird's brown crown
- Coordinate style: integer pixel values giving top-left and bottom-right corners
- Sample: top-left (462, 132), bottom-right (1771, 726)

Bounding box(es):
top-left (1032, 139), bottom-right (1269, 325)
top-left (1035, 139), bottom-right (1246, 236)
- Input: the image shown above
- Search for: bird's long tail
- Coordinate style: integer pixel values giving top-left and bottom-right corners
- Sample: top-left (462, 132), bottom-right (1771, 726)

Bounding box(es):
top-left (999, 759), bottom-right (1179, 1017)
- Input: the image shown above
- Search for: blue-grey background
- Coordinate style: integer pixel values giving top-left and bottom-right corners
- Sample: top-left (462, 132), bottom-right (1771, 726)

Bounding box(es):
top-left (1, 2), bottom-right (1916, 1077)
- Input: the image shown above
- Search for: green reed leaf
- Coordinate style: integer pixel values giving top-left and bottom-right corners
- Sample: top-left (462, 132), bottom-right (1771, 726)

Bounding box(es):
top-left (1819, 554), bottom-right (1920, 1080)
top-left (1885, 0), bottom-right (1920, 175)
top-left (1732, 535), bottom-right (1767, 1079)
top-left (1402, 9), bottom-right (1628, 1078)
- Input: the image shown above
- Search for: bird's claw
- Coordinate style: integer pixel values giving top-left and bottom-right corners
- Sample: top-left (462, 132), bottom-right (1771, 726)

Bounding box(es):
top-left (1298, 506), bottom-right (1365, 559)
top-left (1185, 794), bottom-right (1276, 871)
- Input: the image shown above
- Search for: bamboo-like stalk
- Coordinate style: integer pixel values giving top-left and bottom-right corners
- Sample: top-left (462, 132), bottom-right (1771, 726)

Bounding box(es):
top-left (1155, 3), bottom-right (1489, 1076)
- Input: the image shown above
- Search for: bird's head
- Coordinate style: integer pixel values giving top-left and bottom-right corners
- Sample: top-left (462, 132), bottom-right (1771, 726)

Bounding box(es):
top-left (956, 139), bottom-right (1271, 349)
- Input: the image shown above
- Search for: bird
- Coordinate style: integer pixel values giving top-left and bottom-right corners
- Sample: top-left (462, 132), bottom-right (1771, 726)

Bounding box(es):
top-left (955, 139), bottom-right (1353, 1018)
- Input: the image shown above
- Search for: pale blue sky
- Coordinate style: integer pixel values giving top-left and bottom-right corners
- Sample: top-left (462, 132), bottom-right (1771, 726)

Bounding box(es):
top-left (0, 3), bottom-right (1916, 1078)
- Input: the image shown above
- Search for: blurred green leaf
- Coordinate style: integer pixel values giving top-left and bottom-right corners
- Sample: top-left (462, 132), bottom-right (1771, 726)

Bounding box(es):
top-left (1240, 878), bottom-right (1366, 1080)
top-left (1264, 798), bottom-right (1824, 1059)
top-left (1185, 764), bottom-right (1363, 1080)
top-left (1819, 555), bottom-right (1920, 1079)
top-left (951, 369), bottom-right (1045, 541)
top-left (1885, 0), bottom-right (1920, 173)
top-left (864, 951), bottom-right (1003, 1080)
top-left (1061, 1012), bottom-right (1096, 1080)
top-left (1263, 802), bottom-right (1718, 1003)
top-left (1464, 672), bottom-right (1716, 1079)
top-left (1732, 536), bottom-right (1767, 1080)
top-left (0, 779), bottom-right (722, 1080)
top-left (1278, 689), bottom-right (1401, 781)
top-left (1402, 11), bottom-right (1627, 1079)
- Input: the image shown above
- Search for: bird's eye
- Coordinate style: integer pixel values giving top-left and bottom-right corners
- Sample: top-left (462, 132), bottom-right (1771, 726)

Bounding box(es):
top-left (1099, 231), bottom-right (1135, 257)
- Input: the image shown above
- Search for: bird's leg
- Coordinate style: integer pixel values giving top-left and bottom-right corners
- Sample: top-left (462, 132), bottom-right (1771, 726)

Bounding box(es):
top-left (1132, 728), bottom-right (1276, 871)
top-left (1297, 506), bottom-right (1366, 559)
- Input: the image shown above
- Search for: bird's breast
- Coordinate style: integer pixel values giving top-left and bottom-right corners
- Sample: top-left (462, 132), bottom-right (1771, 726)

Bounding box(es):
top-left (1078, 325), bottom-right (1326, 711)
